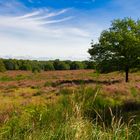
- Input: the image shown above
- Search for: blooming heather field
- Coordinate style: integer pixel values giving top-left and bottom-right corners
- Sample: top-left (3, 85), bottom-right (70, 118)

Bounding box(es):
top-left (0, 70), bottom-right (140, 139)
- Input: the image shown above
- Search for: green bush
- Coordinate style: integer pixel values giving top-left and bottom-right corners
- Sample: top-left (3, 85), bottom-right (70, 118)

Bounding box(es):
top-left (54, 60), bottom-right (70, 70)
top-left (44, 62), bottom-right (55, 71)
top-left (32, 66), bottom-right (41, 73)
top-left (70, 61), bottom-right (84, 70)
top-left (0, 59), bottom-right (6, 72)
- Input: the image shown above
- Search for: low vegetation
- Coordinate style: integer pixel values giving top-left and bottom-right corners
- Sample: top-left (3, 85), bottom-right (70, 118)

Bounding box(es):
top-left (0, 70), bottom-right (140, 139)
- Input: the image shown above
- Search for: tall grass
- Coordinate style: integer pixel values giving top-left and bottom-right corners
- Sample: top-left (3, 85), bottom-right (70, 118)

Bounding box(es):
top-left (0, 86), bottom-right (140, 140)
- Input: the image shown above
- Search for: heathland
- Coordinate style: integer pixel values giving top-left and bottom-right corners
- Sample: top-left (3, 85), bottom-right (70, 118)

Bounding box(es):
top-left (0, 70), bottom-right (140, 140)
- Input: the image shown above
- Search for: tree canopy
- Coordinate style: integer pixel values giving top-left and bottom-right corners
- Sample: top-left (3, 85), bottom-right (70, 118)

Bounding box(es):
top-left (89, 18), bottom-right (140, 82)
top-left (0, 59), bottom-right (6, 72)
top-left (0, 59), bottom-right (95, 72)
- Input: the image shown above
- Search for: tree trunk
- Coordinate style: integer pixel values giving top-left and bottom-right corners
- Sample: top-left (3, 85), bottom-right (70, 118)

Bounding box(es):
top-left (125, 66), bottom-right (129, 82)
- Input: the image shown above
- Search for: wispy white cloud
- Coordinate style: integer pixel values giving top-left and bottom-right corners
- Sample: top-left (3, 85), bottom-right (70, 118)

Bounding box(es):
top-left (0, 0), bottom-right (28, 15)
top-left (0, 8), bottom-right (85, 37)
top-left (0, 1), bottom-right (96, 60)
top-left (33, 9), bottom-right (70, 20)
top-left (39, 16), bottom-right (74, 25)
top-left (17, 11), bottom-right (41, 19)
top-left (16, 8), bottom-right (71, 23)
top-left (1, 0), bottom-right (124, 60)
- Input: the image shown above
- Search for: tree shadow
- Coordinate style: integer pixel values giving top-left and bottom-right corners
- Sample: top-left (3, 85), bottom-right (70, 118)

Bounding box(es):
top-left (85, 100), bottom-right (140, 127)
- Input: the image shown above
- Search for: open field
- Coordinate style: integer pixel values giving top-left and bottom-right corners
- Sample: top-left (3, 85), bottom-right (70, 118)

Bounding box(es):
top-left (0, 70), bottom-right (140, 140)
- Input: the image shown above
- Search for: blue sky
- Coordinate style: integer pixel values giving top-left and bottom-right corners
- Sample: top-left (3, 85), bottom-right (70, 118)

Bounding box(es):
top-left (0, 0), bottom-right (140, 60)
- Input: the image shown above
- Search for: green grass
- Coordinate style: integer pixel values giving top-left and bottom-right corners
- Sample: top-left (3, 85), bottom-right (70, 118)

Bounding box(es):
top-left (0, 76), bottom-right (13, 81)
top-left (0, 74), bottom-right (32, 82)
top-left (0, 86), bottom-right (140, 140)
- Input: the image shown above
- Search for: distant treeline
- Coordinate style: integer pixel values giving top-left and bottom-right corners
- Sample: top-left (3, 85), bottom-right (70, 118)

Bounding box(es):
top-left (0, 59), bottom-right (95, 72)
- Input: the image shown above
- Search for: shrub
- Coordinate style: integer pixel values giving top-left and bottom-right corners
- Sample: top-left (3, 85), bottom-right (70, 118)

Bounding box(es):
top-left (70, 61), bottom-right (84, 70)
top-left (44, 62), bottom-right (55, 71)
top-left (85, 61), bottom-right (95, 69)
top-left (54, 60), bottom-right (70, 70)
top-left (3, 59), bottom-right (15, 70)
top-left (32, 66), bottom-right (41, 73)
top-left (0, 59), bottom-right (6, 72)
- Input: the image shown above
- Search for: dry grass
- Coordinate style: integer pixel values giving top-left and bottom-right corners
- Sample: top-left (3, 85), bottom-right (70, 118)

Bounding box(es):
top-left (0, 70), bottom-right (140, 136)
top-left (0, 70), bottom-right (140, 139)
top-left (0, 70), bottom-right (140, 106)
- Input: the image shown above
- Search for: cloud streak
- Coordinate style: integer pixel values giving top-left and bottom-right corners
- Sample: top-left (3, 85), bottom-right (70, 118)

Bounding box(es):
top-left (2, 0), bottom-right (139, 60)
top-left (0, 1), bottom-right (94, 60)
top-left (0, 8), bottom-right (88, 37)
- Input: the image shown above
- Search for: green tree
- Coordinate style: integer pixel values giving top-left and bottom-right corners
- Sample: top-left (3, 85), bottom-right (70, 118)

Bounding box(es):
top-left (20, 61), bottom-right (32, 71)
top-left (88, 18), bottom-right (140, 82)
top-left (3, 59), bottom-right (15, 70)
top-left (70, 61), bottom-right (84, 70)
top-left (44, 62), bottom-right (55, 71)
top-left (0, 59), bottom-right (6, 72)
top-left (84, 61), bottom-right (95, 69)
top-left (54, 60), bottom-right (70, 70)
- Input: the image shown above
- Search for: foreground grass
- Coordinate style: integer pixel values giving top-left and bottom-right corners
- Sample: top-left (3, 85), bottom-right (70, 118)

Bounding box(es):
top-left (0, 70), bottom-right (140, 139)
top-left (0, 86), bottom-right (140, 140)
